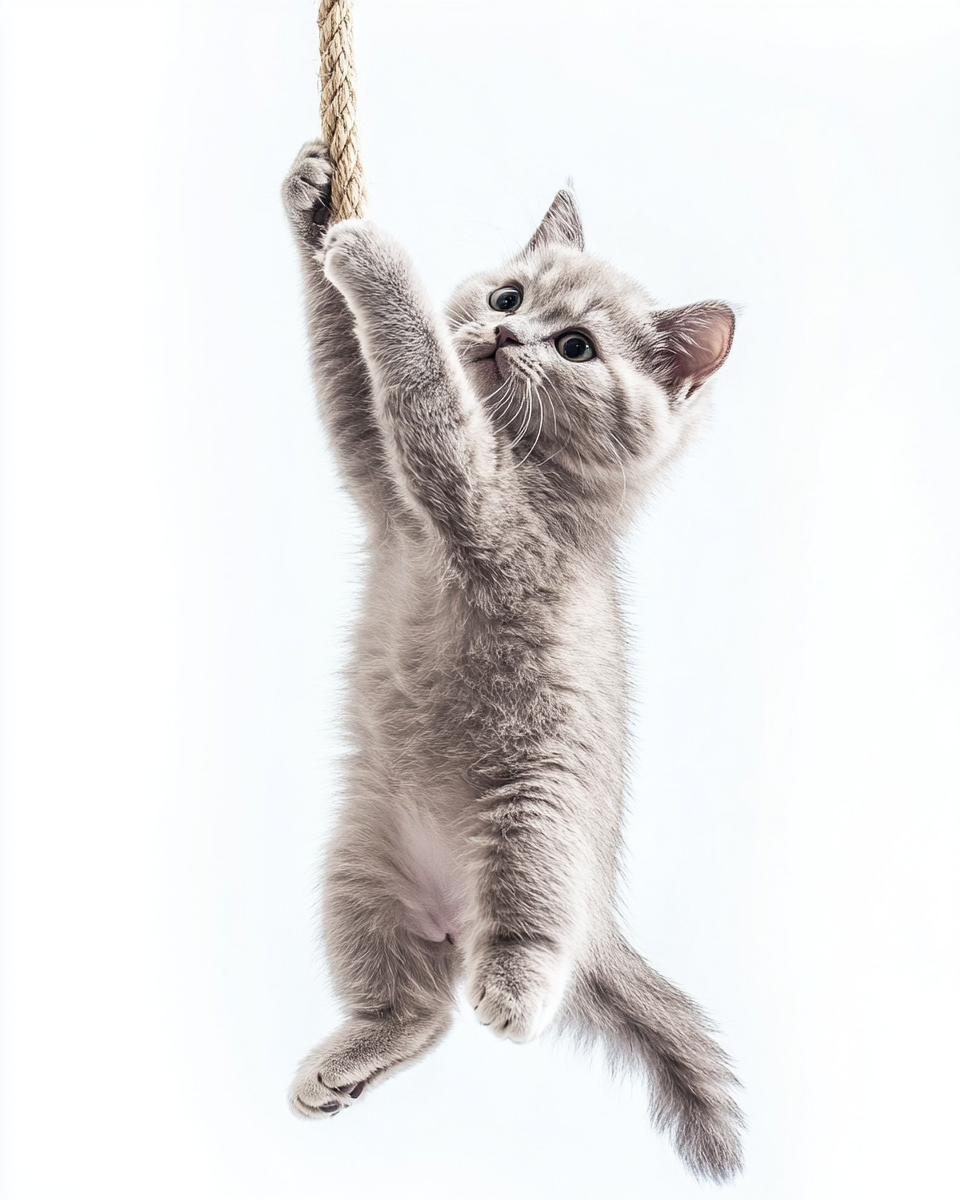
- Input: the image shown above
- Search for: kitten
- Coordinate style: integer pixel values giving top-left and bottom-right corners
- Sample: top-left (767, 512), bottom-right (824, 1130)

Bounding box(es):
top-left (281, 140), bottom-right (743, 1182)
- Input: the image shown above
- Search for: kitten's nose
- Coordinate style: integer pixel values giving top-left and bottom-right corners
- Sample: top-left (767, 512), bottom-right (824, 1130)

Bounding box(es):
top-left (495, 325), bottom-right (521, 349)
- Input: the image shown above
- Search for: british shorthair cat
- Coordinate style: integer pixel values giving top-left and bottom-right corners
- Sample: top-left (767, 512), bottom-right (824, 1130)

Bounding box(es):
top-left (281, 139), bottom-right (742, 1181)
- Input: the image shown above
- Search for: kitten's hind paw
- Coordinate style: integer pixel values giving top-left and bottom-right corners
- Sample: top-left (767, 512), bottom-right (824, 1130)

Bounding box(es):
top-left (288, 1011), bottom-right (450, 1120)
top-left (281, 140), bottom-right (333, 243)
top-left (288, 1047), bottom-right (369, 1120)
top-left (467, 941), bottom-right (571, 1043)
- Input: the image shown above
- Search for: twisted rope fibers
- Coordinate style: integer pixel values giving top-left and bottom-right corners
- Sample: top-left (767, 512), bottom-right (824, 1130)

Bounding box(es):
top-left (317, 0), bottom-right (367, 221)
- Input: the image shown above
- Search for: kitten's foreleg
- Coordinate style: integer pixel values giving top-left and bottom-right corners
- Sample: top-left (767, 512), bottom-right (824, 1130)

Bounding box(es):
top-left (322, 218), bottom-right (496, 533)
top-left (281, 143), bottom-right (393, 515)
top-left (322, 219), bottom-right (541, 600)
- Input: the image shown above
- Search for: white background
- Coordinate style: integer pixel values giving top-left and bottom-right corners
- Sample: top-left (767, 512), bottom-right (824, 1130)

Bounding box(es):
top-left (1, 1), bottom-right (957, 1197)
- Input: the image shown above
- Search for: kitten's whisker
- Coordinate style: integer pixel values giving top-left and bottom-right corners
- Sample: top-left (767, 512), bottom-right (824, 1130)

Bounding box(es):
top-left (607, 429), bottom-right (630, 516)
top-left (538, 377), bottom-right (559, 439)
top-left (444, 299), bottom-right (478, 326)
top-left (517, 392), bottom-right (545, 466)
top-left (496, 379), bottom-right (524, 429)
top-left (508, 384), bottom-right (532, 446)
top-left (508, 383), bottom-right (534, 450)
top-left (492, 384), bottom-right (520, 427)
top-left (478, 378), bottom-right (511, 411)
top-left (490, 380), bottom-right (524, 438)
top-left (528, 374), bottom-right (559, 448)
top-left (536, 376), bottom-right (584, 471)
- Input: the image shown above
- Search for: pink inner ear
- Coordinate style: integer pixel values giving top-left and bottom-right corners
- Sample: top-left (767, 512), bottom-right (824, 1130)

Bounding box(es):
top-left (699, 323), bottom-right (730, 365)
top-left (658, 303), bottom-right (735, 390)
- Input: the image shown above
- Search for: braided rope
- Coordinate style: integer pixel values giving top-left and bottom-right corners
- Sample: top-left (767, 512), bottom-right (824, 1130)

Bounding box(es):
top-left (317, 0), bottom-right (367, 222)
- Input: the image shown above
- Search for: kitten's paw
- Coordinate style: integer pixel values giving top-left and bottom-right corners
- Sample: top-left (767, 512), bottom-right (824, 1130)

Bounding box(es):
top-left (281, 140), bottom-right (333, 242)
top-left (322, 219), bottom-right (409, 304)
top-left (467, 941), bottom-right (571, 1043)
top-left (288, 1044), bottom-right (370, 1120)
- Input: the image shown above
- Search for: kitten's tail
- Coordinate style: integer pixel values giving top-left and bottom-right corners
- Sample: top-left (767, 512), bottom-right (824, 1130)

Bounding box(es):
top-left (563, 935), bottom-right (745, 1183)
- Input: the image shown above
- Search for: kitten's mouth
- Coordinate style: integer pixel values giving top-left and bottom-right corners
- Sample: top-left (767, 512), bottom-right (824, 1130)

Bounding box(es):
top-left (467, 348), bottom-right (504, 380)
top-left (470, 345), bottom-right (513, 376)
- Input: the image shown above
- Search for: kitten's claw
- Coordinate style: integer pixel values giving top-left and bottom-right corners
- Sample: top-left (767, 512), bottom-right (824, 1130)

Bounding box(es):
top-left (282, 140), bottom-right (333, 242)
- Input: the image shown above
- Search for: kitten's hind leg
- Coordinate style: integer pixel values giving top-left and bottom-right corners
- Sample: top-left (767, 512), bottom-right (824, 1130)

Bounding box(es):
top-left (289, 848), bottom-right (461, 1119)
top-left (289, 1003), bottom-right (452, 1118)
top-left (468, 936), bottom-right (572, 1043)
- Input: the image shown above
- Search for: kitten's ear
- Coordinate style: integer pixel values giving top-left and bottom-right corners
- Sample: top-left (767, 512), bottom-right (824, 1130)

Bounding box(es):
top-left (651, 302), bottom-right (735, 399)
top-left (524, 189), bottom-right (585, 253)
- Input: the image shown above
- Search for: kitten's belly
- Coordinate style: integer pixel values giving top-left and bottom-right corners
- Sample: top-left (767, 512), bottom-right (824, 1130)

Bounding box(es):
top-left (392, 808), bottom-right (469, 944)
top-left (348, 532), bottom-right (626, 938)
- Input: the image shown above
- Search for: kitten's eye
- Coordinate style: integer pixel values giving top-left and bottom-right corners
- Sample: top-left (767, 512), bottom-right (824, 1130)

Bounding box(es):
top-left (556, 331), bottom-right (595, 362)
top-left (489, 286), bottom-right (523, 313)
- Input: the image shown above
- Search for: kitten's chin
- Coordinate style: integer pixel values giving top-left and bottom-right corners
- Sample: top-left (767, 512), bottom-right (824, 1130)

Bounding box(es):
top-left (463, 354), bottom-right (500, 391)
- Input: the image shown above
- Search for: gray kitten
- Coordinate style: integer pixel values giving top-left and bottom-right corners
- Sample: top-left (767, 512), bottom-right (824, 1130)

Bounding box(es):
top-left (281, 140), bottom-right (743, 1182)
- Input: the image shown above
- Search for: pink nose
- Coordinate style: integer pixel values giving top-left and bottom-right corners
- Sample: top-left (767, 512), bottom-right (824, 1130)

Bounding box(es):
top-left (495, 325), bottom-right (520, 349)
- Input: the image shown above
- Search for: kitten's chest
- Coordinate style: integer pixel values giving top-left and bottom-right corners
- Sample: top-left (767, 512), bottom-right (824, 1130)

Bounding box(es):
top-left (381, 543), bottom-right (617, 660)
top-left (356, 532), bottom-right (626, 745)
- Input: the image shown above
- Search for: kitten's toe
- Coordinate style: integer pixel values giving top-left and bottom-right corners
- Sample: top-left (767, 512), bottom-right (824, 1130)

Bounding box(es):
top-left (288, 1047), bottom-right (368, 1120)
top-left (289, 1077), bottom-right (343, 1119)
top-left (281, 140), bottom-right (333, 238)
top-left (467, 943), bottom-right (570, 1043)
top-left (322, 218), bottom-right (388, 295)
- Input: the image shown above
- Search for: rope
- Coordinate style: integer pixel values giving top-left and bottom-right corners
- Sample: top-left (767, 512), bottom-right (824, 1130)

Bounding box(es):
top-left (317, 0), bottom-right (367, 222)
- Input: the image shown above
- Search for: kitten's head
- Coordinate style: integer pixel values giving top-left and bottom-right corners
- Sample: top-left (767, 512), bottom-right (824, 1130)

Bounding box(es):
top-left (446, 191), bottom-right (734, 515)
